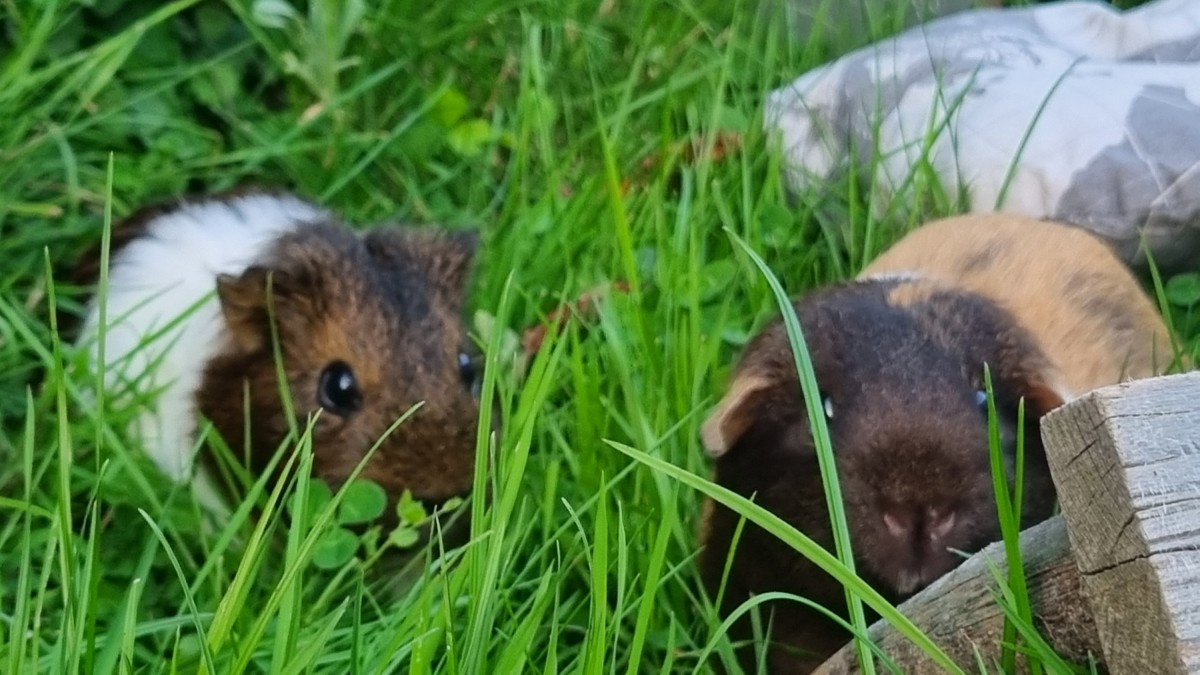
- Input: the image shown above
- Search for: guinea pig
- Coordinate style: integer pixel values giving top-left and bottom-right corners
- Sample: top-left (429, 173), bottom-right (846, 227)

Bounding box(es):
top-left (698, 213), bottom-right (1178, 673)
top-left (76, 190), bottom-right (484, 521)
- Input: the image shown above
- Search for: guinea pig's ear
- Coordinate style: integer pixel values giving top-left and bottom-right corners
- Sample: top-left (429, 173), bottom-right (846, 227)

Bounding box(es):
top-left (429, 230), bottom-right (479, 292)
top-left (367, 229), bottom-right (479, 300)
top-left (1018, 370), bottom-right (1073, 419)
top-left (700, 373), bottom-right (774, 458)
top-left (216, 266), bottom-right (273, 352)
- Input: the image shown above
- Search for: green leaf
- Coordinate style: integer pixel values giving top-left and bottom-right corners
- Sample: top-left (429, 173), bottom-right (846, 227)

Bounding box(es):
top-left (195, 4), bottom-right (240, 44)
top-left (152, 128), bottom-right (216, 161)
top-left (252, 0), bottom-right (298, 29)
top-left (396, 118), bottom-right (446, 162)
top-left (635, 246), bottom-right (657, 280)
top-left (311, 527), bottom-right (359, 569)
top-left (698, 259), bottom-right (738, 304)
top-left (189, 64), bottom-right (241, 110)
top-left (175, 633), bottom-right (203, 662)
top-left (433, 88), bottom-right (469, 128)
top-left (715, 104), bottom-right (751, 132)
top-left (127, 92), bottom-right (177, 140)
top-left (395, 489), bottom-right (427, 526)
top-left (1165, 273), bottom-right (1200, 308)
top-left (388, 526), bottom-right (420, 549)
top-left (757, 203), bottom-right (795, 247)
top-left (288, 479), bottom-right (332, 526)
top-left (719, 327), bottom-right (752, 347)
top-left (473, 311), bottom-right (521, 367)
top-left (447, 119), bottom-right (491, 157)
top-left (92, 0), bottom-right (131, 19)
top-left (337, 480), bottom-right (387, 524)
top-left (128, 22), bottom-right (184, 68)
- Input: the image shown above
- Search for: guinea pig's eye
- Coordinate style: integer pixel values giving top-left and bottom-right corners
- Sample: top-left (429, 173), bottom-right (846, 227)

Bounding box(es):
top-left (457, 351), bottom-right (481, 396)
top-left (318, 361), bottom-right (362, 416)
top-left (974, 389), bottom-right (990, 412)
top-left (820, 393), bottom-right (834, 419)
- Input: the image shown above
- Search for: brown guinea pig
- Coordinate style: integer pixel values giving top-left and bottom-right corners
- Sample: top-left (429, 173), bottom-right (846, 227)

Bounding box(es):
top-left (699, 213), bottom-right (1178, 673)
top-left (76, 190), bottom-right (484, 520)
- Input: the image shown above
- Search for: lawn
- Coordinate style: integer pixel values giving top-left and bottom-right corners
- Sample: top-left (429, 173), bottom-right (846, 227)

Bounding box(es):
top-left (0, 0), bottom-right (1194, 673)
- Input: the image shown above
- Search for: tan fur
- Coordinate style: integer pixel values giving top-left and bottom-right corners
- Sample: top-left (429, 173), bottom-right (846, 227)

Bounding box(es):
top-left (883, 279), bottom-right (940, 308)
top-left (863, 213), bottom-right (1179, 396)
top-left (700, 373), bottom-right (773, 457)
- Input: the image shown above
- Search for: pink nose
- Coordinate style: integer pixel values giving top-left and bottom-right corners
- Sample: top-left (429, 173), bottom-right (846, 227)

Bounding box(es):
top-left (882, 506), bottom-right (957, 544)
top-left (927, 508), bottom-right (956, 541)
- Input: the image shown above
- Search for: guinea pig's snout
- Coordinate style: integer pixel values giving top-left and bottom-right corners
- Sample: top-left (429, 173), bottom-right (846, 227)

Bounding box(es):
top-left (881, 504), bottom-right (957, 548)
top-left (874, 501), bottom-right (965, 596)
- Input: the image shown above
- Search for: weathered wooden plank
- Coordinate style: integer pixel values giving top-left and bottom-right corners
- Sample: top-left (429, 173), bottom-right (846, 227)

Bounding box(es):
top-left (813, 516), bottom-right (1101, 674)
top-left (1041, 371), bottom-right (1200, 675)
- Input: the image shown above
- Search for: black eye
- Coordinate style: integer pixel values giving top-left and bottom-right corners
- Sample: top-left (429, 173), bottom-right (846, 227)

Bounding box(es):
top-left (975, 389), bottom-right (990, 412)
top-left (458, 351), bottom-right (480, 395)
top-left (817, 390), bottom-right (834, 419)
top-left (318, 360), bottom-right (362, 415)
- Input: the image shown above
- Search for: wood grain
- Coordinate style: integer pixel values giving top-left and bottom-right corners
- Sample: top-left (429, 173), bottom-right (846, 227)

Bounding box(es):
top-left (813, 373), bottom-right (1200, 674)
top-left (1041, 371), bottom-right (1200, 675)
top-left (812, 516), bottom-right (1101, 674)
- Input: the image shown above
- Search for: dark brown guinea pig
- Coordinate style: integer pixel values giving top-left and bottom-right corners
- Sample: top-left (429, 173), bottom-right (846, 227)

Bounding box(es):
top-left (76, 191), bottom-right (484, 522)
top-left (699, 214), bottom-right (1178, 673)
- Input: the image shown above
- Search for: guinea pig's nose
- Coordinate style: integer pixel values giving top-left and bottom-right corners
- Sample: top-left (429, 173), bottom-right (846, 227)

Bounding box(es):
top-left (926, 506), bottom-right (956, 542)
top-left (882, 509), bottom-right (915, 539)
top-left (882, 505), bottom-right (957, 544)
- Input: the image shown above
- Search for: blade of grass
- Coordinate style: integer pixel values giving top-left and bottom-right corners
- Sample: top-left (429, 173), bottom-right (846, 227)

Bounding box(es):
top-left (117, 577), bottom-right (144, 675)
top-left (982, 556), bottom-right (1082, 675)
top-left (582, 481), bottom-right (610, 674)
top-left (493, 570), bottom-right (556, 672)
top-left (623, 499), bottom-right (676, 675)
top-left (692, 590), bottom-right (903, 675)
top-left (993, 58), bottom-right (1082, 210)
top-left (984, 366), bottom-right (1039, 675)
top-left (136, 509), bottom-right (218, 673)
top-left (724, 227), bottom-right (876, 674)
top-left (269, 431), bottom-right (316, 672)
top-left (606, 439), bottom-right (964, 675)
top-left (7, 393), bottom-right (39, 674)
top-left (279, 599), bottom-right (349, 675)
top-left (45, 246), bottom-right (82, 675)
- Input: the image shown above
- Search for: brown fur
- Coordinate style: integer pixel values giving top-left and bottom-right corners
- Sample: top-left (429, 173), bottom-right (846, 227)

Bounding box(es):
top-left (196, 222), bottom-right (482, 511)
top-left (700, 214), bottom-right (1179, 673)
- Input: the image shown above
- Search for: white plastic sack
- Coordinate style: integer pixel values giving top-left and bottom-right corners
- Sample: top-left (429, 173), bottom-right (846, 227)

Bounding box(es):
top-left (767, 0), bottom-right (1200, 270)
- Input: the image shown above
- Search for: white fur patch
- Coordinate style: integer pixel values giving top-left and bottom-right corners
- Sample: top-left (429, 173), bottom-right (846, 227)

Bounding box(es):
top-left (77, 193), bottom-right (330, 511)
top-left (860, 270), bottom-right (924, 283)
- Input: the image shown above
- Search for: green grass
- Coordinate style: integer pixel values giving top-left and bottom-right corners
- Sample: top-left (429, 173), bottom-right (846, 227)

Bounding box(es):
top-left (0, 0), bottom-right (1191, 673)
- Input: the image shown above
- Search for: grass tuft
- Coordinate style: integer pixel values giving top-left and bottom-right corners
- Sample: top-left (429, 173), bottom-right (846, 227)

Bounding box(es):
top-left (0, 0), bottom-right (1183, 673)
